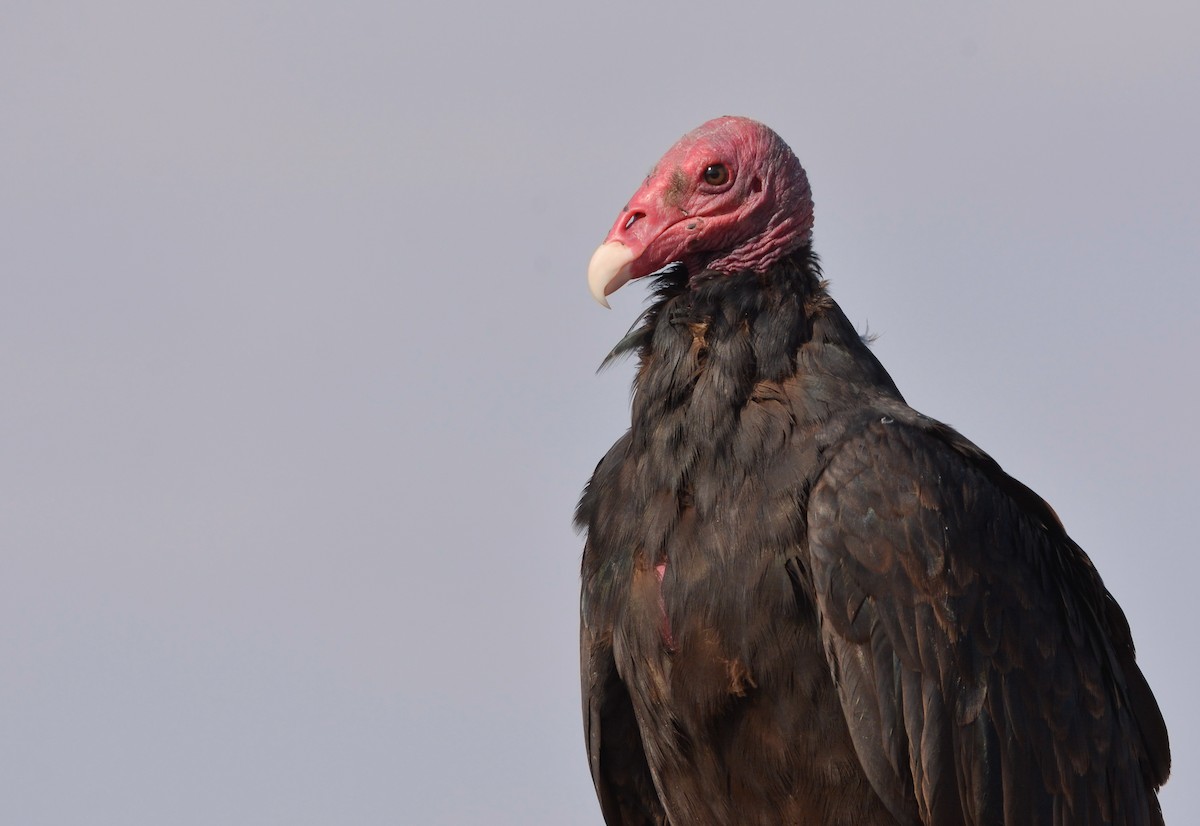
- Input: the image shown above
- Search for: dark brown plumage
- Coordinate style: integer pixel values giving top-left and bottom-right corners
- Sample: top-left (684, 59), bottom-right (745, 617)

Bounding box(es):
top-left (577, 117), bottom-right (1169, 825)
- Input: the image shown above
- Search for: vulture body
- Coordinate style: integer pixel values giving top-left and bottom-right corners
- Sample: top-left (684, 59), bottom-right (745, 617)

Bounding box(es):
top-left (577, 117), bottom-right (1169, 825)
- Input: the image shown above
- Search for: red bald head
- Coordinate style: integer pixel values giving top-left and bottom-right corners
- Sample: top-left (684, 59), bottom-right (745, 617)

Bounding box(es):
top-left (588, 116), bottom-right (814, 306)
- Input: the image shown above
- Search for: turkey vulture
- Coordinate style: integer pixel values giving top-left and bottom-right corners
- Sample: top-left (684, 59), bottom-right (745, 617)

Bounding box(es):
top-left (576, 116), bottom-right (1169, 825)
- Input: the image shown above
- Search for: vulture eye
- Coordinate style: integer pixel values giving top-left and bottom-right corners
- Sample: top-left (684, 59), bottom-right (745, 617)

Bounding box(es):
top-left (702, 163), bottom-right (730, 186)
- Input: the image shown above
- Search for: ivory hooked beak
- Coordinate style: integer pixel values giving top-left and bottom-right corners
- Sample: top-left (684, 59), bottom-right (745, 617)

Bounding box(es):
top-left (587, 242), bottom-right (636, 309)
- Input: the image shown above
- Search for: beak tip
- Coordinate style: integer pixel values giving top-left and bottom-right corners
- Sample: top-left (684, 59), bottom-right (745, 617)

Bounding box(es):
top-left (587, 241), bottom-right (636, 309)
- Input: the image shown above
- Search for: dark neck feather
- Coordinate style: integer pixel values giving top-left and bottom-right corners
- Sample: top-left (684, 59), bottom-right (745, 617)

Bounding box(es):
top-left (603, 247), bottom-right (826, 369)
top-left (590, 245), bottom-right (902, 521)
top-left (599, 249), bottom-right (827, 486)
top-left (611, 247), bottom-right (823, 426)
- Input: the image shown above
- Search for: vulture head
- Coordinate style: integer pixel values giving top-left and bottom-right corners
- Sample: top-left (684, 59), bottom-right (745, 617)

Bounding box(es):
top-left (587, 116), bottom-right (815, 307)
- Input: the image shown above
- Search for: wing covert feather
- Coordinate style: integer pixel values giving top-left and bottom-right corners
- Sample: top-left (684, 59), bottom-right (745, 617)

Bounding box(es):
top-left (806, 419), bottom-right (1167, 826)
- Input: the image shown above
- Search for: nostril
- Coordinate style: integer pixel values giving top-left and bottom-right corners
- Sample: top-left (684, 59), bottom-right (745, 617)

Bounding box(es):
top-left (750, 177), bottom-right (762, 194)
top-left (624, 211), bottom-right (645, 230)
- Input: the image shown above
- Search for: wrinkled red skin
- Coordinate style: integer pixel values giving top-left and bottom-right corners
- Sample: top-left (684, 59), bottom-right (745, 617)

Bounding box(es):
top-left (601, 116), bottom-right (815, 283)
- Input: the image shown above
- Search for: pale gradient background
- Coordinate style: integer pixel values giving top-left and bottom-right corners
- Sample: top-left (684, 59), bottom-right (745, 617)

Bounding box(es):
top-left (2, 2), bottom-right (1196, 823)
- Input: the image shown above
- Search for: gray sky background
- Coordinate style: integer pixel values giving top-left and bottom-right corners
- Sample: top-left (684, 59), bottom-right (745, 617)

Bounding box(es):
top-left (2, 1), bottom-right (1197, 823)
